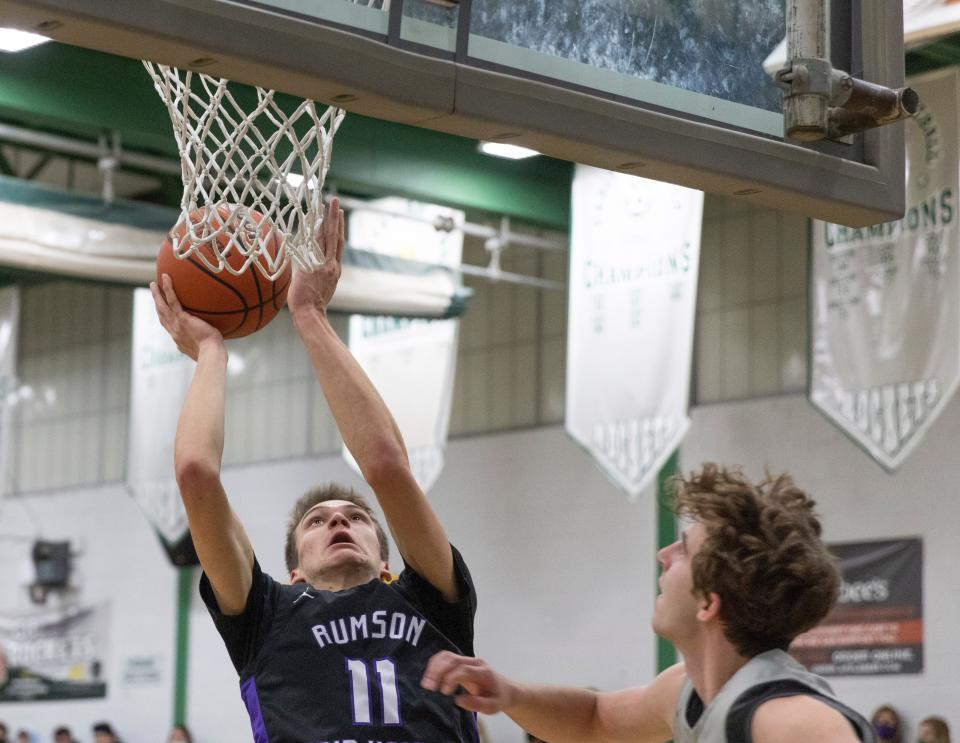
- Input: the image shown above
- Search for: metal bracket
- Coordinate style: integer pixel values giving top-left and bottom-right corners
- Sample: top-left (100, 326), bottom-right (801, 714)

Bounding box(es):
top-left (778, 0), bottom-right (918, 143)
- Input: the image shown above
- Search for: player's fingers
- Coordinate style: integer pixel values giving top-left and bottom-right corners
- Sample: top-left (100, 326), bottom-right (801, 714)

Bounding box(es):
top-left (160, 274), bottom-right (183, 312)
top-left (320, 198), bottom-right (338, 262)
top-left (336, 207), bottom-right (345, 264)
top-left (150, 280), bottom-right (177, 326)
top-left (424, 654), bottom-right (490, 696)
top-left (421, 650), bottom-right (464, 691)
top-left (326, 197), bottom-right (340, 238)
top-left (149, 281), bottom-right (166, 311)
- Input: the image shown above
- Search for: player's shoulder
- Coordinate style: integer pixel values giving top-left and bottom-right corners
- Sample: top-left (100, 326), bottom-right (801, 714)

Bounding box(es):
top-left (751, 694), bottom-right (863, 743)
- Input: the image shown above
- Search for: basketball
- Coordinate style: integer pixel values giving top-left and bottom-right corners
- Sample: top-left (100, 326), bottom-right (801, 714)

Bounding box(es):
top-left (156, 204), bottom-right (292, 339)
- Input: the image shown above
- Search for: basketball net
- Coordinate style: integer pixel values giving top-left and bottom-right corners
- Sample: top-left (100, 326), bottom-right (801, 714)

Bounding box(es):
top-left (143, 62), bottom-right (346, 280)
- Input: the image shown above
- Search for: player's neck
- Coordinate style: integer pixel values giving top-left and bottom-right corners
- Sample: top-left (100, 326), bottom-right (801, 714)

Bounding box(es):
top-left (303, 564), bottom-right (380, 592)
top-left (679, 632), bottom-right (750, 705)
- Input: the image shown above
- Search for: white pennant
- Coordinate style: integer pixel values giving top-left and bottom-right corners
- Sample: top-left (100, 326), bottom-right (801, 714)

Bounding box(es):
top-left (126, 288), bottom-right (192, 545)
top-left (344, 198), bottom-right (464, 492)
top-left (810, 68), bottom-right (960, 470)
top-left (566, 166), bottom-right (703, 498)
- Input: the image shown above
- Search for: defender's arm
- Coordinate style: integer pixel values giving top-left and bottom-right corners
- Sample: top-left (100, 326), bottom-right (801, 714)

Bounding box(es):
top-left (421, 652), bottom-right (684, 743)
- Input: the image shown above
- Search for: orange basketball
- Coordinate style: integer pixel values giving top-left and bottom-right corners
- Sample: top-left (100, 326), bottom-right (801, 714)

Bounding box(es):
top-left (156, 205), bottom-right (292, 339)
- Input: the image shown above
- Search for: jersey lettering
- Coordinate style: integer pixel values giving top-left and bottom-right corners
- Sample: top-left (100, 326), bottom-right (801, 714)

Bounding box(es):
top-left (312, 612), bottom-right (426, 649)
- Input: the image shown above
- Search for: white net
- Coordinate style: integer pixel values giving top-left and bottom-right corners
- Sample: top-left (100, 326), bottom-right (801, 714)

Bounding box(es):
top-left (144, 62), bottom-right (346, 280)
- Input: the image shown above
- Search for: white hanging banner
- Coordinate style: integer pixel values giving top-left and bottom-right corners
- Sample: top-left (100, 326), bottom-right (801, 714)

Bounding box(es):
top-left (566, 166), bottom-right (703, 498)
top-left (810, 68), bottom-right (960, 470)
top-left (0, 176), bottom-right (467, 318)
top-left (126, 288), bottom-right (193, 548)
top-left (345, 198), bottom-right (464, 492)
top-left (0, 287), bottom-right (18, 502)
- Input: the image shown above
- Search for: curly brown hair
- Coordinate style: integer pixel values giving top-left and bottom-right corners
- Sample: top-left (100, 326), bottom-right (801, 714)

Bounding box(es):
top-left (284, 484), bottom-right (390, 573)
top-left (673, 463), bottom-right (840, 657)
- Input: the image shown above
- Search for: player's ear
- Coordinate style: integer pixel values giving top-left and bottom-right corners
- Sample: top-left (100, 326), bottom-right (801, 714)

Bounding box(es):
top-left (378, 562), bottom-right (392, 583)
top-left (696, 591), bottom-right (721, 623)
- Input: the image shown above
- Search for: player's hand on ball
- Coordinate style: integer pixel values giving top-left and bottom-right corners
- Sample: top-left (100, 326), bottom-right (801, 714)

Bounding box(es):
top-left (151, 273), bottom-right (224, 360)
top-left (421, 651), bottom-right (514, 715)
top-left (287, 196), bottom-right (345, 317)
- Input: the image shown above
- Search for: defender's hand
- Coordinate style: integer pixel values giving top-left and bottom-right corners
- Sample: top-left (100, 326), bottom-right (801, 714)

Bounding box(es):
top-left (151, 273), bottom-right (224, 360)
top-left (287, 197), bottom-right (345, 318)
top-left (421, 651), bottom-right (515, 715)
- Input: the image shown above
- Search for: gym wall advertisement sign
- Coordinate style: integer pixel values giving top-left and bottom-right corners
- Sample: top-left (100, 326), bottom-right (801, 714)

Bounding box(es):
top-left (0, 603), bottom-right (110, 701)
top-left (809, 68), bottom-right (960, 470)
top-left (791, 538), bottom-right (923, 676)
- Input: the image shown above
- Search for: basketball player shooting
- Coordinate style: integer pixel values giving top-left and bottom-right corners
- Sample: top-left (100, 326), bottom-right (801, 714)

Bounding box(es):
top-left (422, 465), bottom-right (875, 743)
top-left (150, 198), bottom-right (479, 743)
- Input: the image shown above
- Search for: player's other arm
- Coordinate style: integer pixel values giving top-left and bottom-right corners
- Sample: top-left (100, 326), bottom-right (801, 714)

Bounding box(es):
top-left (152, 276), bottom-right (254, 616)
top-left (752, 695), bottom-right (864, 743)
top-left (289, 199), bottom-right (458, 601)
top-left (421, 652), bottom-right (683, 743)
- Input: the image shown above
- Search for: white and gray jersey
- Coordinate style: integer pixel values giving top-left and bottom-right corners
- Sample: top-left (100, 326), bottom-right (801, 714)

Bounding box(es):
top-left (672, 650), bottom-right (875, 743)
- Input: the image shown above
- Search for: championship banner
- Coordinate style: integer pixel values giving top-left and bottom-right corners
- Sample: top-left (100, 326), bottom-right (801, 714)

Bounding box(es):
top-left (0, 603), bottom-right (110, 701)
top-left (345, 198), bottom-right (464, 492)
top-left (0, 287), bottom-right (19, 503)
top-left (809, 68), bottom-right (959, 470)
top-left (566, 165), bottom-right (703, 498)
top-left (126, 288), bottom-right (198, 566)
top-left (791, 538), bottom-right (923, 676)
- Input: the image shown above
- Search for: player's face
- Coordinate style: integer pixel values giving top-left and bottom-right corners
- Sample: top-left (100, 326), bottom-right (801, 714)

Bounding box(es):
top-left (294, 500), bottom-right (385, 579)
top-left (652, 522), bottom-right (708, 643)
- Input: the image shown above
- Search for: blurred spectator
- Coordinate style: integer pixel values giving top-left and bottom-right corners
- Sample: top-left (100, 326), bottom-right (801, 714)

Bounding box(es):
top-left (15, 731), bottom-right (30, 743)
top-left (52, 728), bottom-right (75, 743)
top-left (919, 717), bottom-right (951, 743)
top-left (91, 723), bottom-right (120, 743)
top-left (871, 705), bottom-right (904, 743)
top-left (0, 722), bottom-right (8, 743)
top-left (168, 725), bottom-right (192, 743)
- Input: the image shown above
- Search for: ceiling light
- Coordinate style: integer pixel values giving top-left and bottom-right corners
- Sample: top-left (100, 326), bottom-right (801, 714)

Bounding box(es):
top-left (478, 141), bottom-right (540, 160)
top-left (0, 28), bottom-right (51, 53)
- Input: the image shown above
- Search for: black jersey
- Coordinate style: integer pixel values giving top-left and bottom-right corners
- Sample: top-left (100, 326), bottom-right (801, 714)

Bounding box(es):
top-left (200, 545), bottom-right (478, 743)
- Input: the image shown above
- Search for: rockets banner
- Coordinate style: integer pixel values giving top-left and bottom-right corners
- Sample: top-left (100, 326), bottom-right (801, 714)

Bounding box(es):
top-left (566, 165), bottom-right (703, 498)
top-left (809, 68), bottom-right (960, 470)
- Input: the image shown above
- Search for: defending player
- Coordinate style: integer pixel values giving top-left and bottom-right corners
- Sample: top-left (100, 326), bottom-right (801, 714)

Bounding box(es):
top-left (422, 464), bottom-right (875, 743)
top-left (151, 199), bottom-right (478, 743)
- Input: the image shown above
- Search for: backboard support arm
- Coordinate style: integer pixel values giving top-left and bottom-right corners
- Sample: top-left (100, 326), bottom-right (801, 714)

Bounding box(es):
top-left (778, 0), bottom-right (918, 142)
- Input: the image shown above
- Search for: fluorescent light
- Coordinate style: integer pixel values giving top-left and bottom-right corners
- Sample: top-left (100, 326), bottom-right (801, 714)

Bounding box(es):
top-left (478, 141), bottom-right (540, 160)
top-left (0, 28), bottom-right (51, 53)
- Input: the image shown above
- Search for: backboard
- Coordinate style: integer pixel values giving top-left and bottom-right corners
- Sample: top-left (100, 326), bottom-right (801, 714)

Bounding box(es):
top-left (2, 0), bottom-right (905, 226)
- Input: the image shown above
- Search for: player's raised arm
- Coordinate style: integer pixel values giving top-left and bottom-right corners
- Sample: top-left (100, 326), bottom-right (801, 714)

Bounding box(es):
top-left (151, 275), bottom-right (254, 615)
top-left (288, 198), bottom-right (457, 601)
top-left (420, 652), bottom-right (683, 743)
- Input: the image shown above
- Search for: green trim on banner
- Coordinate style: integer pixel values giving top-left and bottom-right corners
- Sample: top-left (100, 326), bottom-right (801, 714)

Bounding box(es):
top-left (342, 247), bottom-right (472, 318)
top-left (173, 567), bottom-right (193, 725)
top-left (656, 450), bottom-right (679, 673)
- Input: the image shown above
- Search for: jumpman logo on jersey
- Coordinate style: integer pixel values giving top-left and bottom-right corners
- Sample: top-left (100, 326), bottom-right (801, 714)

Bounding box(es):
top-left (293, 588), bottom-right (316, 604)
